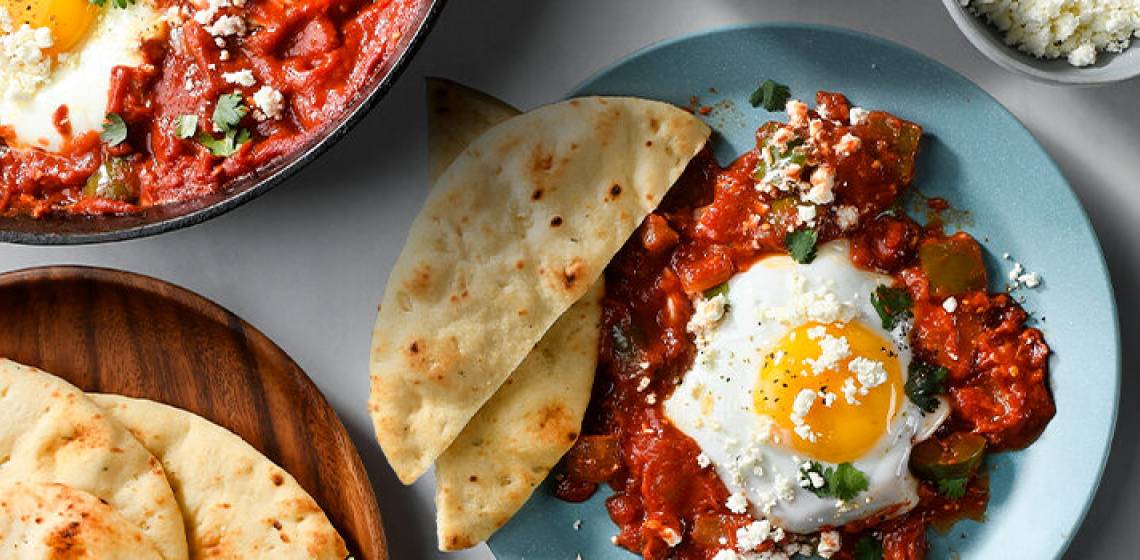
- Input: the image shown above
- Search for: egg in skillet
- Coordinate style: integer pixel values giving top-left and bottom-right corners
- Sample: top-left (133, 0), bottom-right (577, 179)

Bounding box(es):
top-left (0, 0), bottom-right (167, 150)
top-left (665, 241), bottom-right (949, 535)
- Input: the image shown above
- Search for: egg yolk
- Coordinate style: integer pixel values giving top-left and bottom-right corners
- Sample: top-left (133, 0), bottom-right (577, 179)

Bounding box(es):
top-left (754, 321), bottom-right (902, 464)
top-left (2, 0), bottom-right (99, 55)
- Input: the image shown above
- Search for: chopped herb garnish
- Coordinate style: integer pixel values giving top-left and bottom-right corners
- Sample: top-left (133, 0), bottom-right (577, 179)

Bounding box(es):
top-left (89, 0), bottom-right (136, 7)
top-left (854, 535), bottom-right (884, 560)
top-left (175, 115), bottom-right (198, 140)
top-left (906, 360), bottom-right (949, 413)
top-left (704, 282), bottom-right (730, 299)
top-left (196, 128), bottom-right (250, 157)
top-left (749, 79), bottom-right (791, 111)
top-left (785, 228), bottom-right (818, 264)
top-left (199, 94), bottom-right (251, 156)
top-left (937, 477), bottom-right (969, 500)
top-left (212, 93), bottom-right (249, 132)
top-left (801, 461), bottom-right (869, 501)
top-left (870, 285), bottom-right (913, 330)
top-left (100, 114), bottom-right (128, 146)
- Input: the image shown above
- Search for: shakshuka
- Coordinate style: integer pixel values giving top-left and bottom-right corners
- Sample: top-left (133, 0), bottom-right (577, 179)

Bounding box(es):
top-left (0, 0), bottom-right (423, 217)
top-left (554, 92), bottom-right (1054, 560)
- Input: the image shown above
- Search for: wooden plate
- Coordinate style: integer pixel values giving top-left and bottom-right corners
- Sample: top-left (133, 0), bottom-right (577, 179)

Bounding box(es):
top-left (0, 266), bottom-right (386, 560)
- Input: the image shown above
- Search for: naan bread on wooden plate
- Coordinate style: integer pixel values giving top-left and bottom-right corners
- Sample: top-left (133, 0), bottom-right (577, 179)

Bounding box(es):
top-left (0, 481), bottom-right (163, 559)
top-left (0, 360), bottom-right (188, 560)
top-left (90, 394), bottom-right (349, 560)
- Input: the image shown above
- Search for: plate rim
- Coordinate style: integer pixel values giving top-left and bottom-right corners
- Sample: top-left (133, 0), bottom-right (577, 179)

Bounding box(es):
top-left (550, 21), bottom-right (1119, 559)
top-left (0, 264), bottom-right (389, 559)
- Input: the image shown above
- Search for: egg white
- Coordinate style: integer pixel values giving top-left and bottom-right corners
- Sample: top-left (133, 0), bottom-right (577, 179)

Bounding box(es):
top-left (0, 2), bottom-right (166, 151)
top-left (664, 241), bottom-right (949, 534)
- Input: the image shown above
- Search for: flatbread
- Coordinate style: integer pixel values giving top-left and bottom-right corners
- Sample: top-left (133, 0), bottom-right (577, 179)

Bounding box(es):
top-left (427, 78), bottom-right (521, 182)
top-left (0, 360), bottom-right (188, 560)
top-left (435, 280), bottom-right (603, 550)
top-left (0, 481), bottom-right (163, 559)
top-left (89, 394), bottom-right (348, 560)
top-left (370, 96), bottom-right (710, 484)
top-left (425, 81), bottom-right (603, 549)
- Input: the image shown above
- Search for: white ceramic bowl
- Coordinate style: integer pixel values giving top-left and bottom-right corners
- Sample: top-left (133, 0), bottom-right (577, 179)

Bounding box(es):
top-left (942, 0), bottom-right (1140, 85)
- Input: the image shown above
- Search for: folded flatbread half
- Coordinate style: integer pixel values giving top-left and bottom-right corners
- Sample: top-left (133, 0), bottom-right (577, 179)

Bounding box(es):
top-left (424, 79), bottom-right (604, 550)
top-left (369, 94), bottom-right (710, 486)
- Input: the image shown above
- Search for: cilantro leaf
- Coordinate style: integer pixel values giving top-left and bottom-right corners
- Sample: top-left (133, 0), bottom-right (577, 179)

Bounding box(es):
top-left (870, 285), bottom-right (913, 330)
top-left (212, 93), bottom-right (249, 132)
top-left (937, 477), bottom-right (969, 500)
top-left (175, 115), bottom-right (198, 140)
top-left (906, 360), bottom-right (949, 413)
top-left (801, 461), bottom-right (869, 501)
top-left (749, 79), bottom-right (791, 111)
top-left (854, 535), bottom-right (884, 560)
top-left (785, 228), bottom-right (818, 264)
top-left (704, 282), bottom-right (729, 299)
top-left (196, 128), bottom-right (250, 157)
top-left (100, 114), bottom-right (128, 146)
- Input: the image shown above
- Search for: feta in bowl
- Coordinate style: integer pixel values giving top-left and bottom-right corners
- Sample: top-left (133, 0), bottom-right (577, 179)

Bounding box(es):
top-left (942, 0), bottom-right (1140, 85)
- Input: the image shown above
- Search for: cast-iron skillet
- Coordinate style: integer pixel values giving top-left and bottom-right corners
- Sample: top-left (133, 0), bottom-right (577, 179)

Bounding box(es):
top-left (0, 0), bottom-right (446, 245)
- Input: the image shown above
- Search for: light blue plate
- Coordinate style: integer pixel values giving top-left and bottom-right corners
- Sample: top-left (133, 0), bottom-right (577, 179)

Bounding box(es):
top-left (488, 23), bottom-right (1119, 560)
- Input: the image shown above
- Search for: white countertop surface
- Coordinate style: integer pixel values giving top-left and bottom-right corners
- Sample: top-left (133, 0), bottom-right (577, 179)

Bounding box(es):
top-left (2, 1), bottom-right (1135, 558)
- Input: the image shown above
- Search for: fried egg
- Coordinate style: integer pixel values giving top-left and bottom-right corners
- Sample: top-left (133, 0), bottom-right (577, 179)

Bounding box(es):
top-left (665, 241), bottom-right (949, 535)
top-left (0, 0), bottom-right (167, 150)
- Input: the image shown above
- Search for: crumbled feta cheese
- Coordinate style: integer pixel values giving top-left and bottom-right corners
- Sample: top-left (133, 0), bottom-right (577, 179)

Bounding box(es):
top-left (841, 376), bottom-right (861, 405)
top-left (756, 271), bottom-right (858, 327)
top-left (942, 296), bottom-right (959, 313)
top-left (772, 127), bottom-right (795, 147)
top-left (636, 376), bottom-right (651, 392)
top-left (962, 0), bottom-right (1140, 67)
top-left (661, 527), bottom-right (682, 547)
top-left (1006, 257), bottom-right (1043, 289)
top-left (222, 69), bottom-right (256, 87)
top-left (252, 85), bottom-right (286, 121)
top-left (0, 11), bottom-right (56, 100)
top-left (819, 390), bottom-right (837, 407)
top-left (688, 293), bottom-right (728, 347)
top-left (790, 389), bottom-right (816, 425)
top-left (725, 492), bottom-right (749, 514)
top-left (712, 550), bottom-right (739, 560)
top-left (834, 205), bottom-right (859, 230)
top-left (818, 531), bottom-right (842, 558)
top-left (697, 452), bottom-right (712, 469)
top-left (797, 204), bottom-right (817, 225)
top-left (806, 334), bottom-right (851, 375)
top-left (848, 356), bottom-right (888, 389)
top-left (786, 99), bottom-right (809, 127)
top-left (736, 520), bottom-right (772, 552)
top-left (645, 393), bottom-right (657, 405)
top-left (849, 106), bottom-right (870, 126)
top-left (206, 15), bottom-right (246, 37)
top-left (1008, 262), bottom-right (1023, 282)
top-left (804, 166), bottom-right (836, 204)
top-left (836, 132), bottom-right (862, 156)
top-left (808, 118), bottom-right (825, 143)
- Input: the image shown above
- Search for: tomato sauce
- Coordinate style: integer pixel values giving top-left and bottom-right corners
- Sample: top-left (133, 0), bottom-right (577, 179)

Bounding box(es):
top-left (0, 0), bottom-right (424, 216)
top-left (557, 92), bottom-right (1054, 559)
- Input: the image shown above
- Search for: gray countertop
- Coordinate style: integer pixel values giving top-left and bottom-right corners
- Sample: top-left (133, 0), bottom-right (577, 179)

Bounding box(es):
top-left (1, 1), bottom-right (1135, 558)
